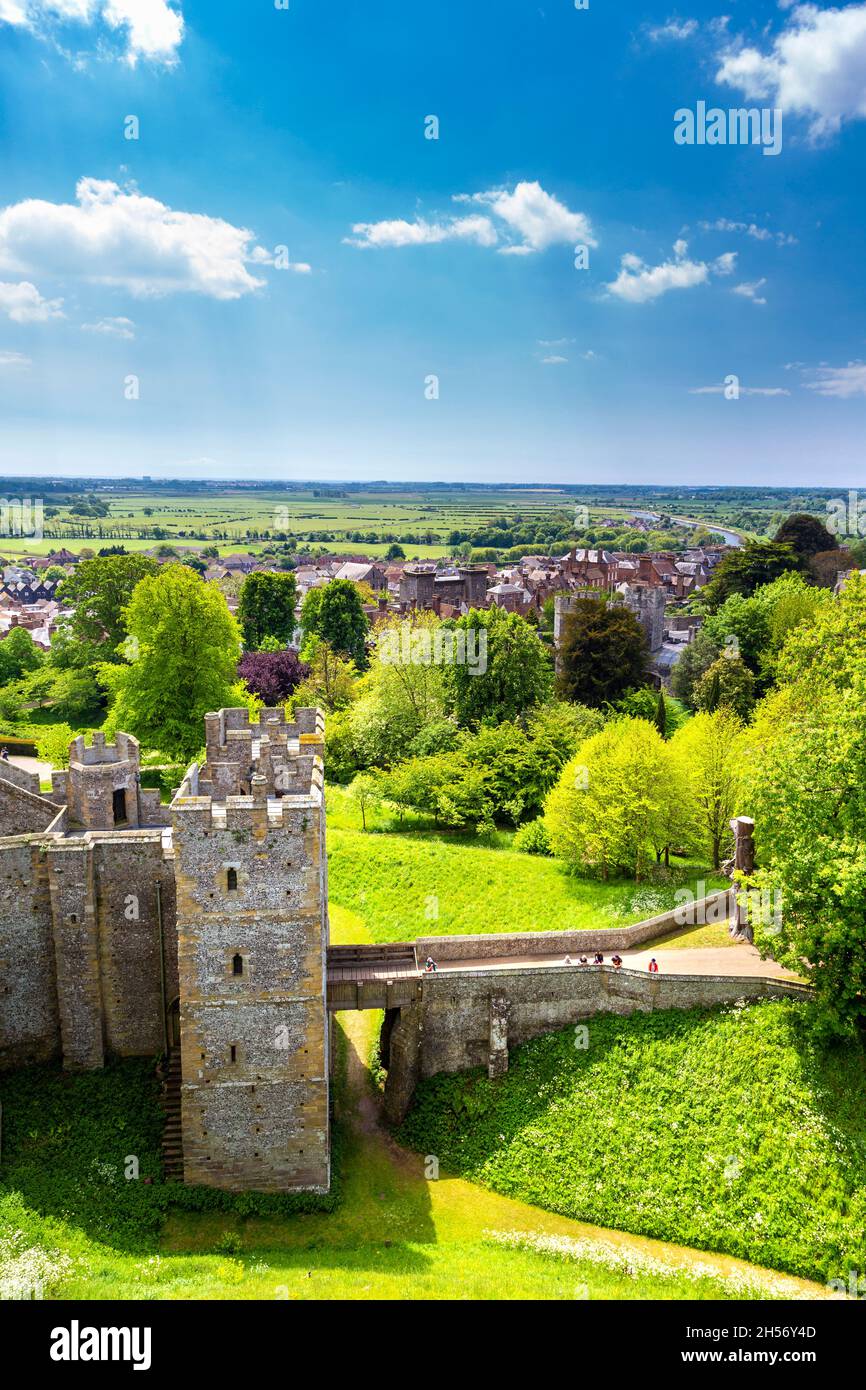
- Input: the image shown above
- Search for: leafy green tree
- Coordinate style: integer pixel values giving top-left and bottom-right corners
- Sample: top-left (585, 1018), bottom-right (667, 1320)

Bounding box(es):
top-left (385, 543), bottom-right (405, 560)
top-left (238, 570), bottom-right (298, 649)
top-left (700, 541), bottom-right (804, 611)
top-left (0, 626), bottom-right (43, 684)
top-left (292, 637), bottom-right (359, 713)
top-left (302, 579), bottom-right (368, 668)
top-left (744, 574), bottom-right (866, 1033)
top-left (693, 655), bottom-right (755, 720)
top-left (544, 718), bottom-right (688, 880)
top-left (444, 606), bottom-right (553, 728)
top-left (670, 630), bottom-right (721, 708)
top-left (774, 512), bottom-right (837, 557)
top-left (612, 686), bottom-right (686, 737)
top-left (98, 564), bottom-right (243, 760)
top-left (556, 597), bottom-right (648, 707)
top-left (671, 709), bottom-right (744, 868)
top-left (347, 772), bottom-right (382, 830)
top-left (349, 613), bottom-right (447, 767)
top-left (702, 593), bottom-right (770, 672)
top-left (654, 690), bottom-right (667, 739)
top-left (57, 553), bottom-right (159, 656)
top-left (525, 702), bottom-right (605, 790)
top-left (36, 723), bottom-right (75, 770)
top-left (57, 554), bottom-right (159, 655)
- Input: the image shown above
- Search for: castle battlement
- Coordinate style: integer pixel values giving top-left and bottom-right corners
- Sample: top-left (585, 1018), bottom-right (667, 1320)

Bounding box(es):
top-left (68, 729), bottom-right (140, 768)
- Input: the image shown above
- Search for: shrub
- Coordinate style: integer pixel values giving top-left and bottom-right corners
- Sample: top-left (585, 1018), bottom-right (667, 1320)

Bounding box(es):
top-left (513, 819), bottom-right (552, 855)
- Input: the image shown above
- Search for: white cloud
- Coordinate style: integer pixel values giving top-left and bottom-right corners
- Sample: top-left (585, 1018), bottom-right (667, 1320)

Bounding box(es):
top-left (0, 1), bottom-right (29, 24)
top-left (690, 384), bottom-right (790, 395)
top-left (0, 0), bottom-right (184, 66)
top-left (716, 3), bottom-right (866, 138)
top-left (0, 279), bottom-right (64, 322)
top-left (0, 349), bottom-right (32, 368)
top-left (732, 278), bottom-right (768, 304)
top-left (537, 337), bottom-right (574, 348)
top-left (699, 217), bottom-right (797, 246)
top-left (463, 181), bottom-right (597, 254)
top-left (712, 251), bottom-right (738, 275)
top-left (540, 355), bottom-right (568, 365)
top-left (82, 314), bottom-right (135, 338)
top-left (0, 178), bottom-right (268, 300)
top-left (803, 362), bottom-right (866, 396)
top-left (345, 214), bottom-right (496, 250)
top-left (646, 17), bottom-right (698, 41)
top-left (606, 240), bottom-right (714, 303)
top-left (347, 181), bottom-right (595, 256)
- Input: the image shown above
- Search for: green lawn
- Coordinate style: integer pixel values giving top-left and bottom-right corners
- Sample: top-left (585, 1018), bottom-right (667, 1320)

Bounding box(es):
top-left (399, 1000), bottom-right (866, 1285)
top-left (327, 798), bottom-right (725, 942)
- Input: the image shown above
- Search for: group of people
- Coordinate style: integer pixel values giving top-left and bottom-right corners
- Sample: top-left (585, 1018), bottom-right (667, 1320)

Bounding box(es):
top-left (563, 952), bottom-right (660, 973)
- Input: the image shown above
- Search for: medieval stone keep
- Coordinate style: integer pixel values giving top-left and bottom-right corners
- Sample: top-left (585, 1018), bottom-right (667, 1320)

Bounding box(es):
top-left (0, 707), bottom-right (330, 1194)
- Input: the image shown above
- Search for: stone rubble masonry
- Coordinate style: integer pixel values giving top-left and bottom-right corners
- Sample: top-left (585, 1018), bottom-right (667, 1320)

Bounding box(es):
top-left (0, 708), bottom-right (331, 1197)
top-left (415, 890), bottom-right (734, 961)
top-left (173, 709), bottom-right (329, 1193)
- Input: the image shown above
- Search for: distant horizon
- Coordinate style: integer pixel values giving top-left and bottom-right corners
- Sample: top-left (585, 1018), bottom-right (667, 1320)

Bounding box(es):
top-left (0, 471), bottom-right (857, 496)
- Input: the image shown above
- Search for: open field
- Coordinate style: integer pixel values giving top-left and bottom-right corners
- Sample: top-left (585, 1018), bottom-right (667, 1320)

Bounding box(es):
top-left (0, 480), bottom-right (826, 559)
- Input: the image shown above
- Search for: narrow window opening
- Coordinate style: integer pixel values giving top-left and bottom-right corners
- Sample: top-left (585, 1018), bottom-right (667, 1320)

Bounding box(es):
top-left (227, 867), bottom-right (238, 892)
top-left (232, 953), bottom-right (243, 977)
top-left (230, 1044), bottom-right (237, 1064)
top-left (112, 788), bottom-right (127, 825)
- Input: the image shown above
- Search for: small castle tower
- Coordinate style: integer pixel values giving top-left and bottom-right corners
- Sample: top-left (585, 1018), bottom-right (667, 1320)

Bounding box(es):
top-left (171, 708), bottom-right (330, 1192)
top-left (55, 731), bottom-right (144, 830)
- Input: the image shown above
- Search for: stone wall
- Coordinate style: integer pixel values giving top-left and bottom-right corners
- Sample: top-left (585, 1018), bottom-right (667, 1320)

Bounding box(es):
top-left (415, 890), bottom-right (733, 961)
top-left (383, 964), bottom-right (811, 1122)
top-left (0, 829), bottom-right (177, 1072)
top-left (0, 839), bottom-right (59, 1066)
top-left (0, 776), bottom-right (61, 834)
top-left (92, 834), bottom-right (177, 1058)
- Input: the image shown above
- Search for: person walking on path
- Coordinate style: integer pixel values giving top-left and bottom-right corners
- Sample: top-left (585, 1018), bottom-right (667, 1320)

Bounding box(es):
top-left (648, 957), bottom-right (659, 974)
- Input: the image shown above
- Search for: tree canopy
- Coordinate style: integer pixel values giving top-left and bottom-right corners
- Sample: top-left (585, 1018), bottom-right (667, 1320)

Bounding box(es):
top-left (556, 597), bottom-right (648, 707)
top-left (98, 563), bottom-right (244, 761)
top-left (743, 572), bottom-right (866, 1034)
top-left (443, 606), bottom-right (553, 728)
top-left (57, 554), bottom-right (159, 655)
top-left (237, 570), bottom-right (299, 650)
top-left (302, 579), bottom-right (368, 668)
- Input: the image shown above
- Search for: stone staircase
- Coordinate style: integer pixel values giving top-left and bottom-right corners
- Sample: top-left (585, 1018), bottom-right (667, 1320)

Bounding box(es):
top-left (161, 1049), bottom-right (184, 1182)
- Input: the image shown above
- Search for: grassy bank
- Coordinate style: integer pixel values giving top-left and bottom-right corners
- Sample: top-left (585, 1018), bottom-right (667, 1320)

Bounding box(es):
top-left (328, 823), bottom-right (724, 942)
top-left (399, 1000), bottom-right (866, 1284)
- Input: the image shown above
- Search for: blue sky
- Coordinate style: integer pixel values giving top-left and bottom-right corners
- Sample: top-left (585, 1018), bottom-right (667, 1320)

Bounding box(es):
top-left (1, 0), bottom-right (866, 485)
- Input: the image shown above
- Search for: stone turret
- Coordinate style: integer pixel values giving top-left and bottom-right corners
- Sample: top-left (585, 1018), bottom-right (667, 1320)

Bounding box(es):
top-left (56, 730), bottom-right (144, 830)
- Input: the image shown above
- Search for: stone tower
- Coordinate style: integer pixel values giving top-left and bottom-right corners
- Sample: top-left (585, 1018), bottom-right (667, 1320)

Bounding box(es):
top-left (171, 708), bottom-right (330, 1193)
top-left (54, 730), bottom-right (147, 830)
